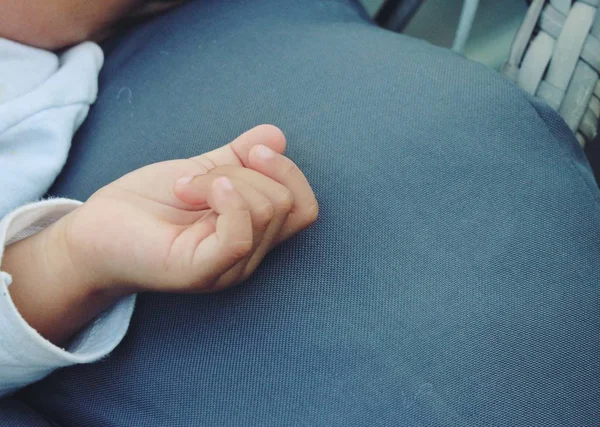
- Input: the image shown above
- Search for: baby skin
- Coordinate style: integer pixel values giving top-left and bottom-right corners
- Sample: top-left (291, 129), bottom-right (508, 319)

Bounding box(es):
top-left (2, 125), bottom-right (319, 345)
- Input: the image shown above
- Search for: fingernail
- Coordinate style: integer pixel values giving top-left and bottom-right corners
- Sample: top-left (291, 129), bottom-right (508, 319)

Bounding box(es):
top-left (176, 168), bottom-right (208, 186)
top-left (257, 144), bottom-right (276, 160)
top-left (176, 176), bottom-right (193, 186)
top-left (215, 176), bottom-right (234, 191)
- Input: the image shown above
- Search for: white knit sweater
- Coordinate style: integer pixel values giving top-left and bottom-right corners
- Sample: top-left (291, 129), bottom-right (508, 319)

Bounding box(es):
top-left (0, 39), bottom-right (135, 397)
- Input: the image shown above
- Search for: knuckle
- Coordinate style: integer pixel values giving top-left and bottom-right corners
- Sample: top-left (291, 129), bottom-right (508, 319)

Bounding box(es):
top-left (255, 202), bottom-right (275, 230)
top-left (274, 188), bottom-right (294, 213)
top-left (302, 202), bottom-right (319, 227)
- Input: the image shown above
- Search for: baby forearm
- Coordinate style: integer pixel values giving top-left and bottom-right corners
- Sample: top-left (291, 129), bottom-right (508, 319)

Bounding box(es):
top-left (2, 214), bottom-right (123, 345)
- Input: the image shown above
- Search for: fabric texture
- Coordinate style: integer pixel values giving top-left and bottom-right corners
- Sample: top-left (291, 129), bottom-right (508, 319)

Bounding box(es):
top-left (0, 200), bottom-right (136, 397)
top-left (7, 0), bottom-right (600, 425)
top-left (0, 39), bottom-right (103, 217)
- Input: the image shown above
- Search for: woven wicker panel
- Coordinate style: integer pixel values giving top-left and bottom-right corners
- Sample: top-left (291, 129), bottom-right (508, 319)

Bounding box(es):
top-left (504, 0), bottom-right (600, 146)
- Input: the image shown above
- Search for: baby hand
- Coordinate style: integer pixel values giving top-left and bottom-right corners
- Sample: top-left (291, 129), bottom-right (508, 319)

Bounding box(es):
top-left (64, 125), bottom-right (318, 295)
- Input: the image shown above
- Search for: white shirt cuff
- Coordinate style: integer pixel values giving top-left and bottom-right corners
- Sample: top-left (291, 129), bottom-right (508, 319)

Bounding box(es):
top-left (0, 199), bottom-right (135, 396)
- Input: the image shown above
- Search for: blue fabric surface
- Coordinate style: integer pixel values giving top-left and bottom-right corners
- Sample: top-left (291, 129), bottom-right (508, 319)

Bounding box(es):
top-left (7, 0), bottom-right (600, 425)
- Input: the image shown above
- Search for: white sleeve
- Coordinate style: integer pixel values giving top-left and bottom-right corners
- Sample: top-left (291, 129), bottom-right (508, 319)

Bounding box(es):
top-left (0, 39), bottom-right (103, 218)
top-left (0, 200), bottom-right (136, 398)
